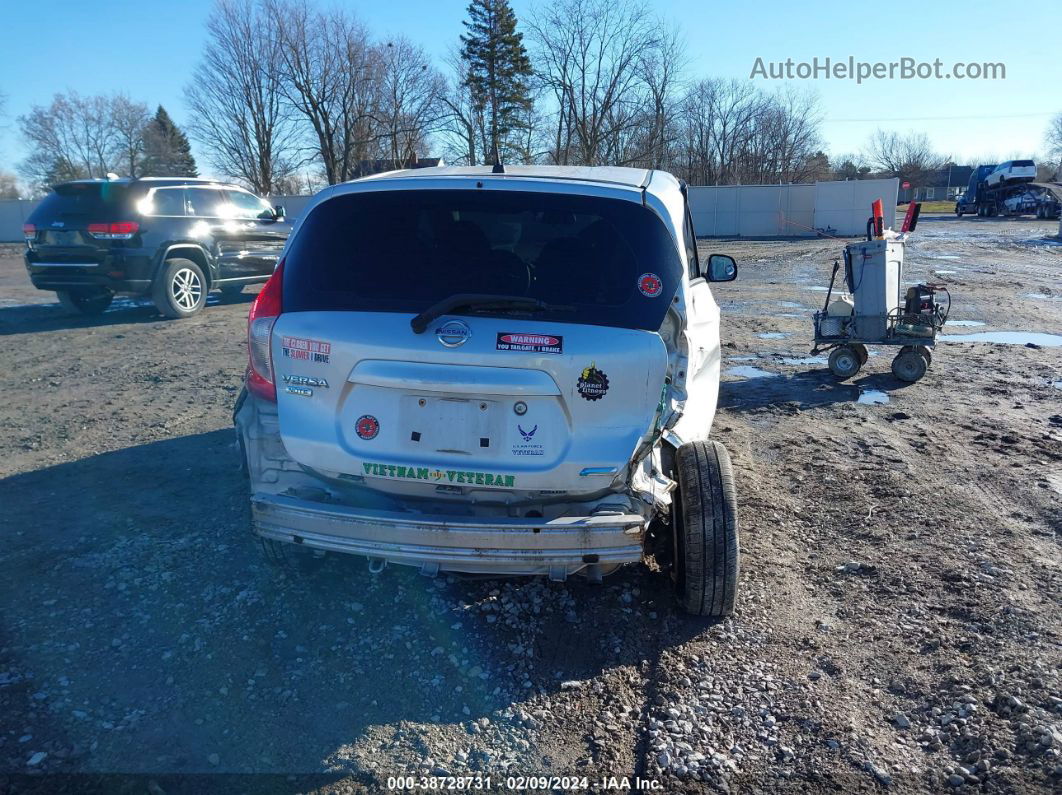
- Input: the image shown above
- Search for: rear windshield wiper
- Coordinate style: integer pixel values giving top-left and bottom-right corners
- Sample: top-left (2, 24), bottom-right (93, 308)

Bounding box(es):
top-left (411, 294), bottom-right (574, 334)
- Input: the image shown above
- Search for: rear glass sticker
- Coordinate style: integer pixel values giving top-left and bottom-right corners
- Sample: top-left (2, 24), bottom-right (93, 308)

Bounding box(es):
top-left (361, 462), bottom-right (516, 488)
top-left (577, 363), bottom-right (610, 401)
top-left (355, 415), bottom-right (380, 440)
top-left (512, 424), bottom-right (543, 457)
top-left (281, 336), bottom-right (331, 364)
top-left (638, 272), bottom-right (663, 298)
top-left (496, 332), bottom-right (563, 354)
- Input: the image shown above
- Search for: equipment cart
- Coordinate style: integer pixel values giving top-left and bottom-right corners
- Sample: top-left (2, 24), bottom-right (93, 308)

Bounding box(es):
top-left (810, 207), bottom-right (950, 383)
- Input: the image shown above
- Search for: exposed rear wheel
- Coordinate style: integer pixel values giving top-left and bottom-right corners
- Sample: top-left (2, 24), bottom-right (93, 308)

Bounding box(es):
top-left (892, 350), bottom-right (928, 382)
top-left (671, 440), bottom-right (739, 617)
top-left (153, 258), bottom-right (206, 318)
top-left (56, 288), bottom-right (113, 316)
top-left (218, 283), bottom-right (245, 300)
top-left (828, 345), bottom-right (862, 379)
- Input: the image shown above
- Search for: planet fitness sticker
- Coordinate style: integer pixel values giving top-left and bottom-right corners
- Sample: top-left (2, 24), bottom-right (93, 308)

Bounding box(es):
top-left (577, 363), bottom-right (609, 401)
top-left (281, 336), bottom-right (331, 364)
top-left (496, 332), bottom-right (564, 354)
top-left (638, 272), bottom-right (663, 298)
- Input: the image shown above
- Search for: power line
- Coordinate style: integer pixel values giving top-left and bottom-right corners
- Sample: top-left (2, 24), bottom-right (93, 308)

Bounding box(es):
top-left (827, 112), bottom-right (1053, 123)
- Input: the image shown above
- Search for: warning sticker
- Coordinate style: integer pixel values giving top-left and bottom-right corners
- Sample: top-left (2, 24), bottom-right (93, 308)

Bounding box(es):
top-left (281, 336), bottom-right (331, 364)
top-left (496, 332), bottom-right (564, 355)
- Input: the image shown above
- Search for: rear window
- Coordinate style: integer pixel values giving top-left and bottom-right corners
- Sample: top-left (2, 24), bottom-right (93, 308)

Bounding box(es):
top-left (282, 189), bottom-right (682, 331)
top-left (1011, 160), bottom-right (1034, 167)
top-left (30, 182), bottom-right (133, 221)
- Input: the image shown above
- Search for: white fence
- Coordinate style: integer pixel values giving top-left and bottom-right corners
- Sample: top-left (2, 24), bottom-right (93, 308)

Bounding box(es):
top-left (1, 180), bottom-right (898, 242)
top-left (688, 178), bottom-right (899, 238)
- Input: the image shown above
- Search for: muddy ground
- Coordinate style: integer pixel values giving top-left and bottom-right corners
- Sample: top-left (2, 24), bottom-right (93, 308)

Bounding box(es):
top-left (0, 215), bottom-right (1059, 794)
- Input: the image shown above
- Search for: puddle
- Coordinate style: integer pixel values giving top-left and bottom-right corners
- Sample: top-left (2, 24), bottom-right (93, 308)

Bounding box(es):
top-left (929, 255), bottom-right (961, 260)
top-left (776, 313), bottom-right (802, 318)
top-left (932, 270), bottom-right (958, 275)
top-left (727, 356), bottom-right (758, 362)
top-left (725, 366), bottom-right (778, 379)
top-left (856, 389), bottom-right (890, 405)
top-left (779, 356), bottom-right (828, 366)
top-left (757, 332), bottom-right (788, 340)
top-left (805, 286), bottom-right (830, 292)
top-left (1052, 380), bottom-right (1062, 390)
top-left (941, 331), bottom-right (1062, 346)
top-left (946, 320), bottom-right (985, 327)
top-left (1023, 293), bottom-right (1062, 302)
top-left (777, 301), bottom-right (805, 308)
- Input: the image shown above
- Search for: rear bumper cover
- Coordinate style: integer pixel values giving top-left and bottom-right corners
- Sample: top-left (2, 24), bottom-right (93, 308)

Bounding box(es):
top-left (251, 492), bottom-right (646, 578)
top-left (26, 252), bottom-right (154, 294)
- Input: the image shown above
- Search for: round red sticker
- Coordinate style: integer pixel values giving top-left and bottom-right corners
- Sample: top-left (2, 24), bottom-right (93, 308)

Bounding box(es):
top-left (638, 273), bottom-right (662, 298)
top-left (355, 415), bottom-right (379, 440)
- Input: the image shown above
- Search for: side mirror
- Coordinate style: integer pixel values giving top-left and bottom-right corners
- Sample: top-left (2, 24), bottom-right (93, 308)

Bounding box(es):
top-left (706, 254), bottom-right (737, 282)
top-left (273, 204), bottom-right (286, 220)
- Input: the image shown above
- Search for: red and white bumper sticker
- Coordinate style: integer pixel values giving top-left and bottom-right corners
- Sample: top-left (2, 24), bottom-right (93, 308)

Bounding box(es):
top-left (355, 415), bottom-right (380, 440)
top-left (496, 332), bottom-right (563, 354)
top-left (637, 273), bottom-right (663, 298)
top-left (281, 336), bottom-right (331, 364)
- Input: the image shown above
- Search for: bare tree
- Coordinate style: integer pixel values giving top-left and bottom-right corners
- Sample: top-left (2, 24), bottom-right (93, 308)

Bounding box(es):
top-left (863, 129), bottom-right (948, 188)
top-left (18, 92), bottom-right (148, 188)
top-left (438, 49), bottom-right (485, 166)
top-left (269, 0), bottom-right (383, 183)
top-left (528, 0), bottom-right (661, 165)
top-left (185, 0), bottom-right (298, 193)
top-left (1046, 112), bottom-right (1062, 176)
top-left (110, 95), bottom-right (151, 178)
top-left (373, 37), bottom-right (446, 165)
top-left (831, 152), bottom-right (872, 181)
top-left (636, 22), bottom-right (685, 170)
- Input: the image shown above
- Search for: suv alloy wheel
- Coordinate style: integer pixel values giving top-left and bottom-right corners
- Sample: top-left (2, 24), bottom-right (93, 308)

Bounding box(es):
top-left (154, 258), bottom-right (207, 318)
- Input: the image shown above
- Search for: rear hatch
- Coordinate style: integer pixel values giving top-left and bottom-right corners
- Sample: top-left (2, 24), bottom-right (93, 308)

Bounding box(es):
top-left (26, 182), bottom-right (135, 266)
top-left (272, 186), bottom-right (682, 499)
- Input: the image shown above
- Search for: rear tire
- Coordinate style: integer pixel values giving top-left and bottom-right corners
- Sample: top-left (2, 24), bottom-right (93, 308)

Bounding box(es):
top-left (218, 283), bottom-right (245, 300)
top-left (892, 350), bottom-right (928, 382)
top-left (153, 258), bottom-right (206, 318)
top-left (56, 288), bottom-right (113, 316)
top-left (672, 440), bottom-right (739, 617)
top-left (828, 345), bottom-right (862, 379)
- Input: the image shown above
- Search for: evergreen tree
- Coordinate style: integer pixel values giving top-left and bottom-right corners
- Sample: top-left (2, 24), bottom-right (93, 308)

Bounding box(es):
top-left (460, 0), bottom-right (533, 164)
top-left (141, 106), bottom-right (198, 177)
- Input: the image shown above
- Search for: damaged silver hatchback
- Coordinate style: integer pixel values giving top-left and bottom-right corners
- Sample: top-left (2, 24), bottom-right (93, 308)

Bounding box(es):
top-left (235, 165), bottom-right (740, 616)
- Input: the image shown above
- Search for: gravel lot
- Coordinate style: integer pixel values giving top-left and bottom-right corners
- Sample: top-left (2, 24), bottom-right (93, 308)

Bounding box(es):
top-left (1, 214), bottom-right (1059, 793)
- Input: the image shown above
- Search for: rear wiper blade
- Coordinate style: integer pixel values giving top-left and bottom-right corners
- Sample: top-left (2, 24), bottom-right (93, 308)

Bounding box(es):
top-left (410, 294), bottom-right (574, 334)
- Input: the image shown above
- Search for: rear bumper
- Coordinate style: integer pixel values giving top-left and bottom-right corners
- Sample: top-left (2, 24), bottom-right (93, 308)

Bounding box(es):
top-left (251, 492), bottom-right (646, 579)
top-left (26, 251), bottom-right (154, 294)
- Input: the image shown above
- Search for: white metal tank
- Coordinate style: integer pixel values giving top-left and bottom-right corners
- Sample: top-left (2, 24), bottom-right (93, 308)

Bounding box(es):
top-left (845, 239), bottom-right (903, 339)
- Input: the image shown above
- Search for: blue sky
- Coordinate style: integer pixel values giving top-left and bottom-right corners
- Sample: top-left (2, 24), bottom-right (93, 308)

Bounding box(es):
top-left (1, 0), bottom-right (1058, 177)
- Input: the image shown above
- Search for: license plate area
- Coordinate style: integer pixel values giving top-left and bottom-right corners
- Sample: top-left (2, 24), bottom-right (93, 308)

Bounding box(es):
top-left (45, 230), bottom-right (82, 246)
top-left (403, 395), bottom-right (493, 454)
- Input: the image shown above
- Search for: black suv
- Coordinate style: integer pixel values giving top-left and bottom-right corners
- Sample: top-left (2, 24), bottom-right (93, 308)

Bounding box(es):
top-left (23, 177), bottom-right (290, 318)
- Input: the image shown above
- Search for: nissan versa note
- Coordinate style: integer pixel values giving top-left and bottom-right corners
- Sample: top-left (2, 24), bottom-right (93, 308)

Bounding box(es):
top-left (23, 177), bottom-right (290, 318)
top-left (235, 165), bottom-right (741, 616)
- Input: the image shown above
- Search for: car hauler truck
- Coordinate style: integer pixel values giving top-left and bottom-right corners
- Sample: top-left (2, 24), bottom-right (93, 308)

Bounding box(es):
top-left (956, 162), bottom-right (1062, 218)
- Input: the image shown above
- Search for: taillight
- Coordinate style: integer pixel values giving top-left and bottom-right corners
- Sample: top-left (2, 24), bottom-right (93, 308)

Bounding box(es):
top-left (23, 224), bottom-right (36, 242)
top-left (88, 221), bottom-right (140, 240)
top-left (247, 260), bottom-right (284, 402)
